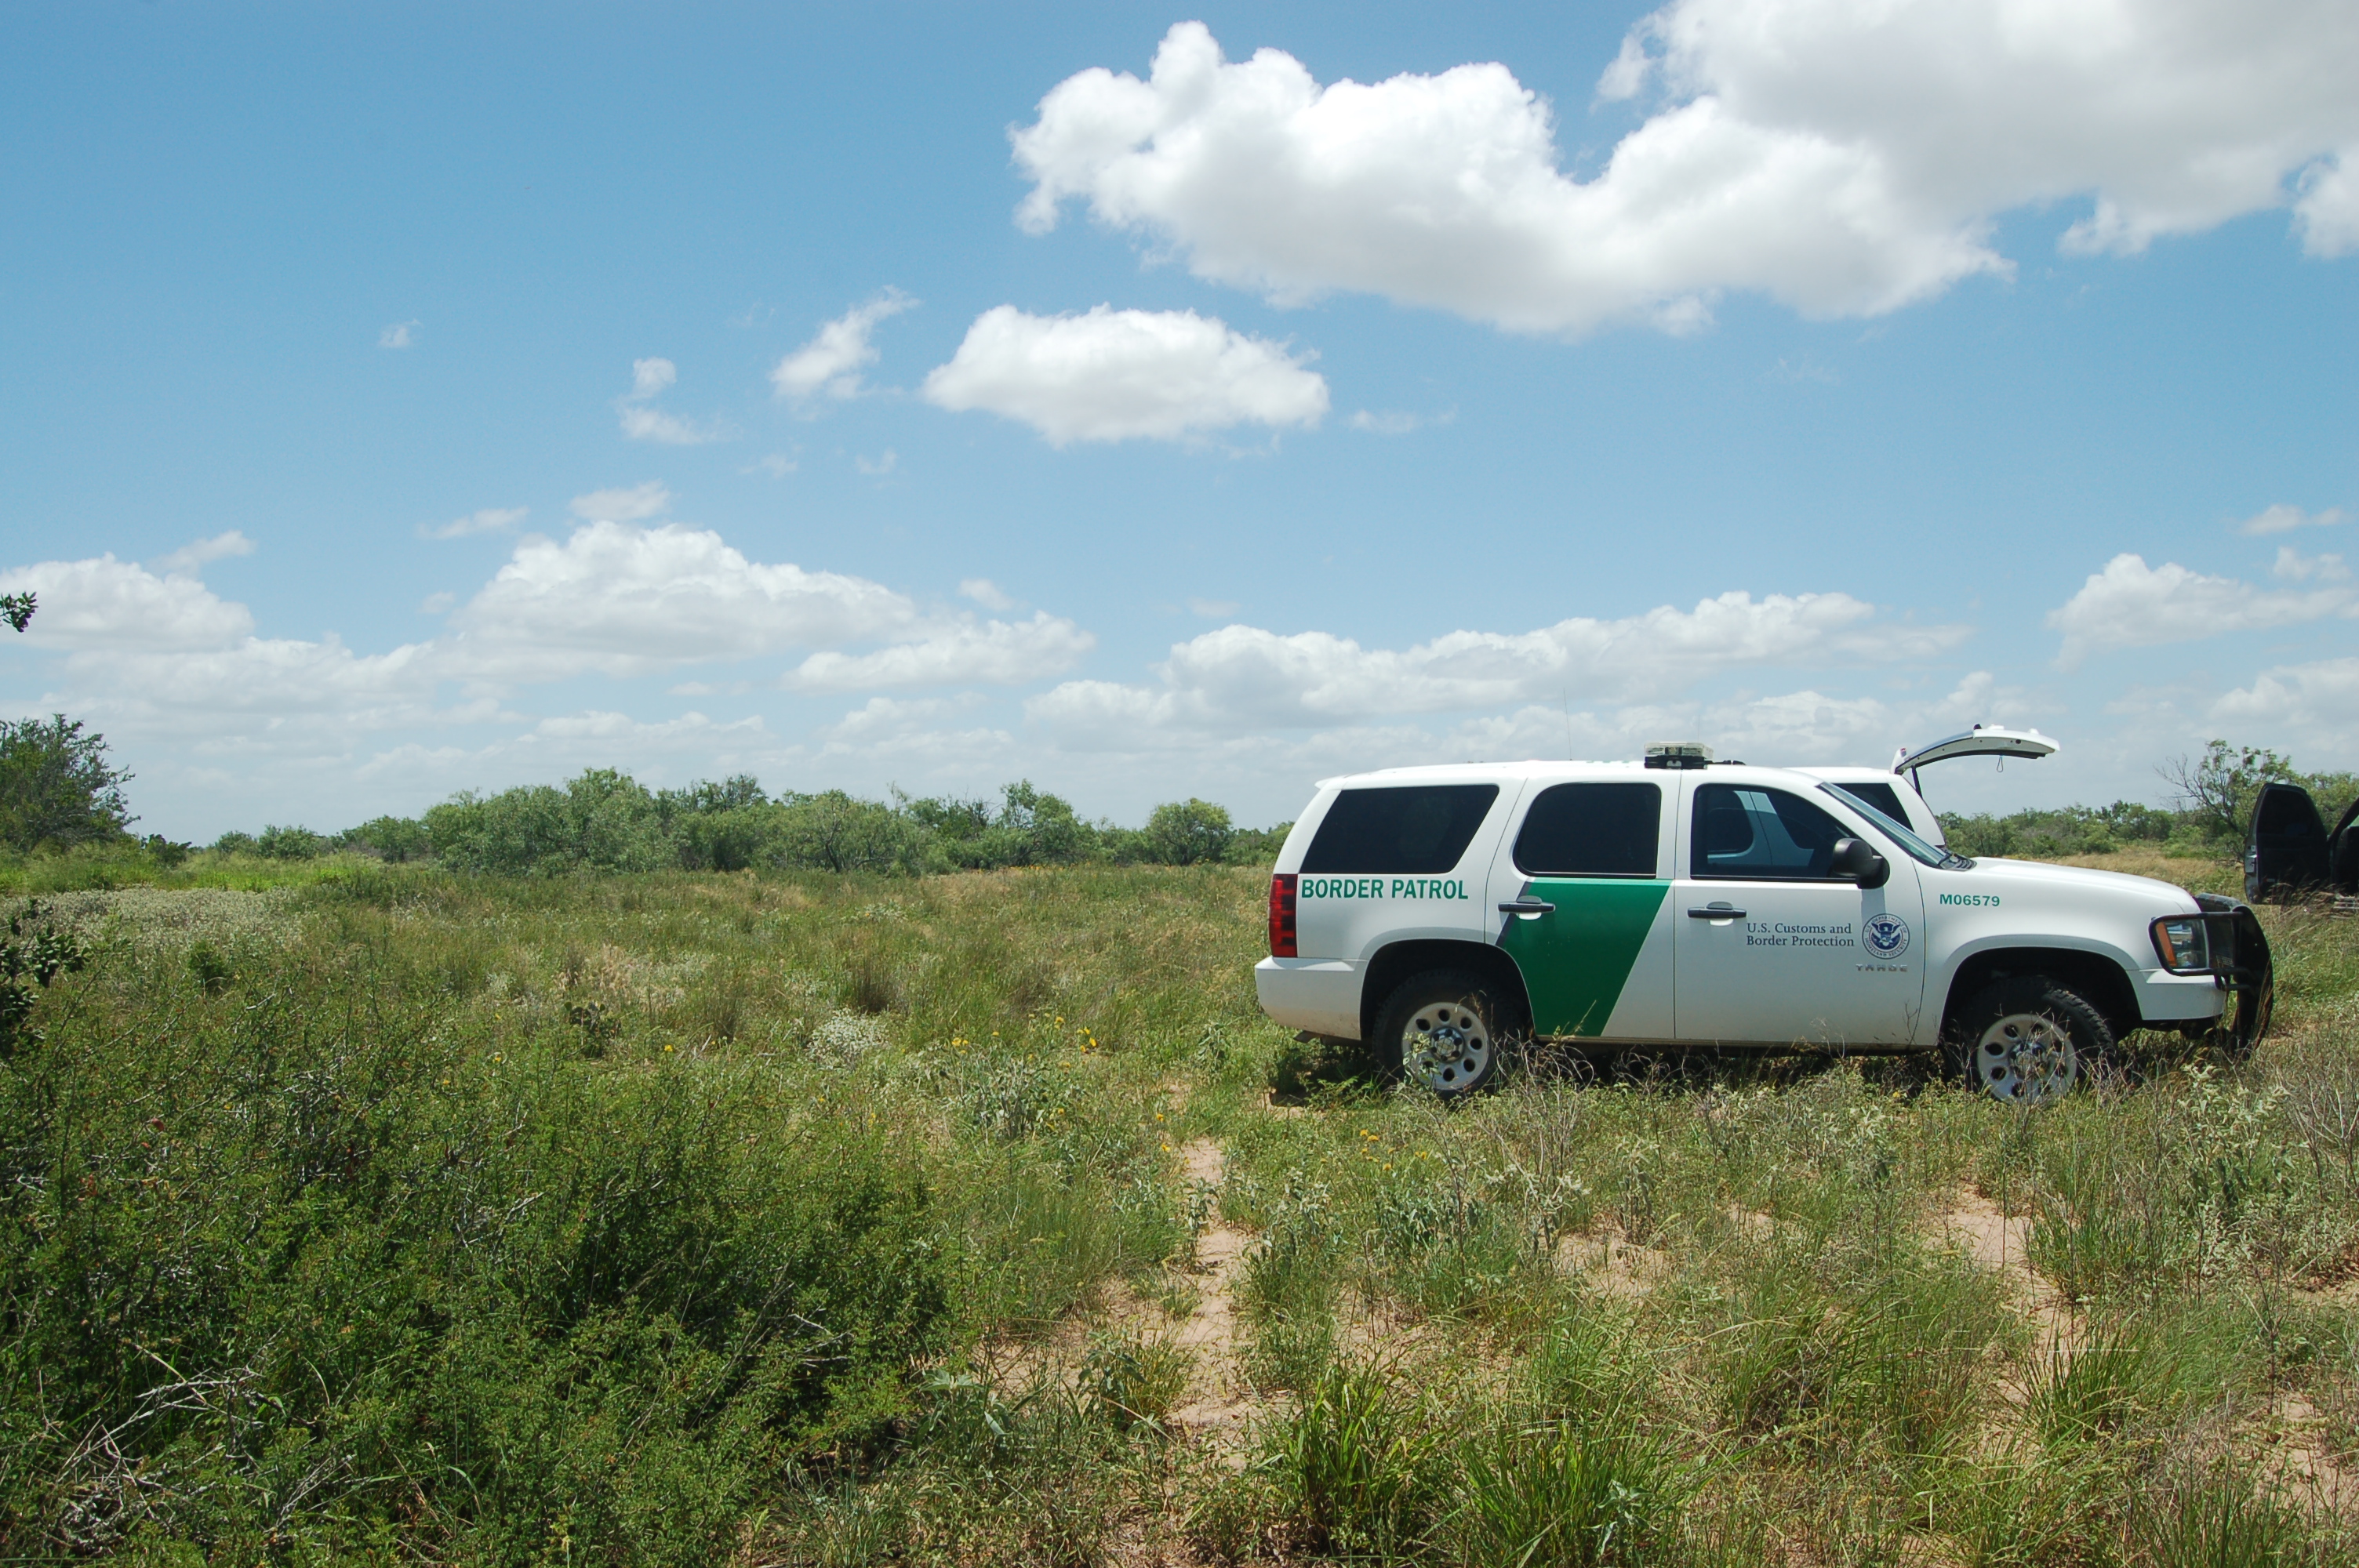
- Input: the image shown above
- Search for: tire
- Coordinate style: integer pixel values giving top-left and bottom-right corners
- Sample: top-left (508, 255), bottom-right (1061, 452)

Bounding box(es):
top-left (1943, 975), bottom-right (2115, 1105)
top-left (1374, 970), bottom-right (1510, 1098)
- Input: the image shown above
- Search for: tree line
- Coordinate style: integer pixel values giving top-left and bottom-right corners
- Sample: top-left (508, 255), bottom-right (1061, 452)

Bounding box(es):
top-left (210, 771), bottom-right (1285, 875)
top-left (2, 681), bottom-right (2351, 874)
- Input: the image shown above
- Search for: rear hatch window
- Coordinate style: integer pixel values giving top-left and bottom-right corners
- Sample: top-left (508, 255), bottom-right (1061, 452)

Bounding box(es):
top-left (1837, 782), bottom-right (1909, 825)
top-left (1302, 784), bottom-right (1499, 873)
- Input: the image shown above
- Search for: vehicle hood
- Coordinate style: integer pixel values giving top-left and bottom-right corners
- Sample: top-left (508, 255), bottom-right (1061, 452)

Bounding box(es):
top-left (1966, 856), bottom-right (2200, 911)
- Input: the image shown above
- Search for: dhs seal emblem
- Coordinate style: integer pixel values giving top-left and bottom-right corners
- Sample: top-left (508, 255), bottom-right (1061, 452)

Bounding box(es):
top-left (1863, 913), bottom-right (1912, 960)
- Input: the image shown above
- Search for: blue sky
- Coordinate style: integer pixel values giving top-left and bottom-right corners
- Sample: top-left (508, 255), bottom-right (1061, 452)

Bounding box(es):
top-left (3, 0), bottom-right (2355, 840)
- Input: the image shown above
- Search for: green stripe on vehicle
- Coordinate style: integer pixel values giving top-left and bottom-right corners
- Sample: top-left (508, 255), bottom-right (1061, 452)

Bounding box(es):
top-left (1497, 879), bottom-right (1670, 1037)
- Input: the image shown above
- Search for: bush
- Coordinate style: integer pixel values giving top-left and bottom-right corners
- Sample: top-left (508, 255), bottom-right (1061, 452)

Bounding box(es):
top-left (340, 815), bottom-right (432, 862)
top-left (427, 769), bottom-right (670, 874)
top-left (253, 823), bottom-right (329, 859)
top-left (0, 938), bottom-right (954, 1561)
top-left (768, 790), bottom-right (939, 874)
top-left (1141, 798), bottom-right (1233, 866)
top-left (0, 715), bottom-right (133, 853)
top-left (907, 781), bottom-right (1093, 869)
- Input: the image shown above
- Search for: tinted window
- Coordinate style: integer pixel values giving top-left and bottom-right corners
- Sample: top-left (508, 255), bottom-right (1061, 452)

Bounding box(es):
top-left (1840, 782), bottom-right (1909, 825)
top-left (1514, 782), bottom-right (1661, 877)
top-left (1303, 785), bottom-right (1499, 873)
top-left (1692, 785), bottom-right (1851, 880)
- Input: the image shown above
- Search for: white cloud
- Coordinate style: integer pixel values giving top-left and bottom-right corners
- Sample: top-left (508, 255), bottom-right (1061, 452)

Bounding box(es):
top-left (786, 612), bottom-right (1096, 691)
top-left (744, 452), bottom-right (798, 477)
top-left (569, 481), bottom-right (673, 522)
top-left (450, 521), bottom-right (920, 681)
top-left (2270, 546), bottom-right (2348, 583)
top-left (1448, 688), bottom-right (1897, 768)
top-left (813, 695), bottom-right (1016, 766)
top-left (420, 508), bottom-right (529, 541)
top-left (0, 554), bottom-right (256, 650)
top-left (921, 304), bottom-right (1329, 445)
top-left (379, 320), bottom-right (420, 349)
top-left (616, 360), bottom-right (725, 445)
top-left (1188, 597), bottom-right (1240, 619)
top-left (855, 449), bottom-right (898, 477)
top-left (1012, 12), bottom-right (2359, 336)
top-left (148, 530), bottom-right (257, 576)
top-left (2238, 503), bottom-right (2346, 535)
top-left (1026, 590), bottom-right (1963, 741)
top-left (2212, 656), bottom-right (2359, 731)
top-left (2046, 552), bottom-right (2357, 668)
top-left (620, 407), bottom-right (725, 444)
top-left (1349, 409), bottom-right (1451, 435)
top-left (629, 358), bottom-right (677, 398)
top-left (352, 711), bottom-right (774, 792)
top-left (820, 693), bottom-right (987, 743)
top-left (2295, 148), bottom-right (2359, 256)
top-left (49, 639), bottom-right (456, 739)
top-left (771, 290), bottom-right (914, 402)
top-left (959, 578), bottom-right (1016, 611)
top-left (528, 709), bottom-right (765, 746)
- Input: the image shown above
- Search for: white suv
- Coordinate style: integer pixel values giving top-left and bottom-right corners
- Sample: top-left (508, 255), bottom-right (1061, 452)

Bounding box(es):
top-left (1255, 745), bottom-right (2271, 1105)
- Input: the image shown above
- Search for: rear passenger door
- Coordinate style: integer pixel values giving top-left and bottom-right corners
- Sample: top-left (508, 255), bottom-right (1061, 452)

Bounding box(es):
top-left (1487, 779), bottom-right (1675, 1040)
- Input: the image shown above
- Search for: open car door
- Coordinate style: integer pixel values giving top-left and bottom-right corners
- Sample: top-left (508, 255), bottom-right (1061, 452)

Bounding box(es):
top-left (2335, 797), bottom-right (2359, 896)
top-left (2246, 782), bottom-right (2330, 901)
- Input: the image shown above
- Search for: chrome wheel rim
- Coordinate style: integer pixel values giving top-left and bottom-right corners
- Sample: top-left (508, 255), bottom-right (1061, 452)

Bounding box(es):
top-left (1403, 1000), bottom-right (1492, 1094)
top-left (1974, 1011), bottom-right (2078, 1105)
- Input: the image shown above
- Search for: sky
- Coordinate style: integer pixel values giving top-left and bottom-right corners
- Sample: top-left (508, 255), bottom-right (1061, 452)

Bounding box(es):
top-left (2, 0), bottom-right (2355, 841)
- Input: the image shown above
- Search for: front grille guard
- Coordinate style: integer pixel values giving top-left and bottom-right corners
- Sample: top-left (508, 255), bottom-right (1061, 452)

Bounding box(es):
top-left (2192, 894), bottom-right (2274, 1054)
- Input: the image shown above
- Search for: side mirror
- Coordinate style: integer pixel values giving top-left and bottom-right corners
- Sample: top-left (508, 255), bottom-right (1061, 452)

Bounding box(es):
top-left (1831, 837), bottom-right (1891, 889)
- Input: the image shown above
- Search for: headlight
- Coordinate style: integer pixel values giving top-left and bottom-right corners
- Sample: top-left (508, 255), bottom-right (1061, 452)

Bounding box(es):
top-left (2150, 916), bottom-right (2210, 974)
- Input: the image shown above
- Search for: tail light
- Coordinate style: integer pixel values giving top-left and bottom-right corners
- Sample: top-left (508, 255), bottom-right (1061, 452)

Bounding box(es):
top-left (1267, 873), bottom-right (1298, 957)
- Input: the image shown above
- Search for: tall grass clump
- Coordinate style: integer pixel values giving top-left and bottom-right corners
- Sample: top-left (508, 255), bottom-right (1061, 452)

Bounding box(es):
top-left (1448, 1417), bottom-right (1689, 1567)
top-left (1256, 1358), bottom-right (1445, 1557)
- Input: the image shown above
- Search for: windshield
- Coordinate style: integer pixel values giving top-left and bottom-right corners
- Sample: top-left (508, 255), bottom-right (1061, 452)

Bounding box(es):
top-left (1820, 784), bottom-right (1972, 870)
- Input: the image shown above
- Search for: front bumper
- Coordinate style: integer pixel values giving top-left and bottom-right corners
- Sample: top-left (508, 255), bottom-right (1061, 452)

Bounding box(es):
top-left (2189, 895), bottom-right (2274, 1053)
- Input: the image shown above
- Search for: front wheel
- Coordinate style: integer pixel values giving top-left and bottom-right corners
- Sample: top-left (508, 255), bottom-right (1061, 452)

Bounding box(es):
top-left (1944, 975), bottom-right (2115, 1105)
top-left (1374, 970), bottom-right (1510, 1098)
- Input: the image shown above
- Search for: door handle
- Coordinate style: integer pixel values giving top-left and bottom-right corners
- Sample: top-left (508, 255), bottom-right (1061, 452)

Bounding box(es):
top-left (1688, 905), bottom-right (1745, 919)
top-left (1497, 898), bottom-right (1556, 915)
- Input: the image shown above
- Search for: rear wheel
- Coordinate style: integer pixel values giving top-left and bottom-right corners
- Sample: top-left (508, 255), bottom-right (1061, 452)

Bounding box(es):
top-left (1944, 975), bottom-right (2114, 1105)
top-left (1375, 970), bottom-right (1509, 1098)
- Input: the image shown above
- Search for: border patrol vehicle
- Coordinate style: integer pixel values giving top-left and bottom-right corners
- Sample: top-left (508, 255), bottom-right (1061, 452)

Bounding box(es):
top-left (1256, 735), bottom-right (2271, 1105)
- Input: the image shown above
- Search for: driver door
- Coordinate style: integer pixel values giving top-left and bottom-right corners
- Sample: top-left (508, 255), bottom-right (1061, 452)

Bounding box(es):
top-left (1673, 778), bottom-right (1927, 1047)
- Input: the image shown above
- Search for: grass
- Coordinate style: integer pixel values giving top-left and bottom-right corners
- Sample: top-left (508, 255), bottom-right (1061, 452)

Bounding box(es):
top-left (0, 854), bottom-right (2353, 1563)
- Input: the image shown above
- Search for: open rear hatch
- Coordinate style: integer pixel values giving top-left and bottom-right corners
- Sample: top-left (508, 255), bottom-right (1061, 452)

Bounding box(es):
top-left (1893, 724), bottom-right (2059, 789)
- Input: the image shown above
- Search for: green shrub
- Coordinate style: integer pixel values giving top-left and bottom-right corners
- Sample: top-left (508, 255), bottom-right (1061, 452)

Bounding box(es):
top-left (253, 822), bottom-right (328, 859)
top-left (427, 768), bottom-right (671, 874)
top-left (0, 938), bottom-right (954, 1563)
top-left (339, 814), bottom-right (432, 862)
top-left (1140, 798), bottom-right (1233, 866)
top-left (767, 790), bottom-right (939, 874)
top-left (0, 715), bottom-right (134, 853)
